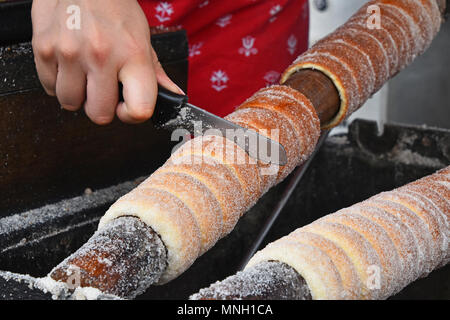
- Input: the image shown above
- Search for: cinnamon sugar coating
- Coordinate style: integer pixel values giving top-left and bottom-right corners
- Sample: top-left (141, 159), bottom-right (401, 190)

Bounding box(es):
top-left (281, 0), bottom-right (443, 128)
top-left (246, 167), bottom-right (449, 299)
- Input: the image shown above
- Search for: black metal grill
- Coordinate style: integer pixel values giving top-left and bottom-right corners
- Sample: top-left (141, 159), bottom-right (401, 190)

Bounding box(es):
top-left (0, 0), bottom-right (448, 300)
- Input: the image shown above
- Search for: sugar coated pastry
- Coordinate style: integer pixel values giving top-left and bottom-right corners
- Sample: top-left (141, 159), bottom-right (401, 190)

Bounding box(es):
top-left (246, 167), bottom-right (449, 299)
top-left (281, 0), bottom-right (443, 129)
top-left (99, 84), bottom-right (321, 283)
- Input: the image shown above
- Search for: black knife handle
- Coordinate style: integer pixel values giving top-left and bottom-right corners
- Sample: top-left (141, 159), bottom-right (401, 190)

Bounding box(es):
top-left (157, 84), bottom-right (189, 106)
top-left (118, 83), bottom-right (188, 105)
top-left (118, 83), bottom-right (188, 127)
top-left (153, 85), bottom-right (189, 128)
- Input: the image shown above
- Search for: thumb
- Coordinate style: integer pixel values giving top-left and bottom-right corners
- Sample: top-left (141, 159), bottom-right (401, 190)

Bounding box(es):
top-left (151, 47), bottom-right (185, 95)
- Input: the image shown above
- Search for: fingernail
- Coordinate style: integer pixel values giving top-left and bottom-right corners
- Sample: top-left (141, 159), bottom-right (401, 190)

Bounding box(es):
top-left (173, 83), bottom-right (185, 95)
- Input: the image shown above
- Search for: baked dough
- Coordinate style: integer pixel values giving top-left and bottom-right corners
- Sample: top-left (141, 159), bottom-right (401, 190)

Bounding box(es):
top-left (225, 107), bottom-right (299, 187)
top-left (246, 167), bottom-right (449, 299)
top-left (248, 239), bottom-right (344, 299)
top-left (160, 155), bottom-right (246, 236)
top-left (98, 0), bottom-right (443, 287)
top-left (143, 171), bottom-right (223, 254)
top-left (281, 0), bottom-right (442, 129)
top-left (170, 135), bottom-right (263, 207)
top-left (99, 83), bottom-right (321, 284)
top-left (237, 85), bottom-right (320, 162)
top-left (98, 188), bottom-right (202, 284)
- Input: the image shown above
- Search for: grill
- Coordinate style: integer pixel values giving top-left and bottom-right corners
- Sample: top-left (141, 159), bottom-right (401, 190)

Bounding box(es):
top-left (1, 118), bottom-right (449, 299)
top-left (0, 0), bottom-right (448, 300)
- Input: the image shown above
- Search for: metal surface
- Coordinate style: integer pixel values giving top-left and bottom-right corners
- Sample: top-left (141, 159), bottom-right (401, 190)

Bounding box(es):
top-left (154, 86), bottom-right (288, 166)
top-left (175, 103), bottom-right (288, 166)
top-left (0, 271), bottom-right (52, 300)
top-left (0, 180), bottom-right (138, 300)
top-left (0, 0), bottom-right (32, 46)
top-left (447, 0), bottom-right (450, 18)
top-left (0, 31), bottom-right (188, 217)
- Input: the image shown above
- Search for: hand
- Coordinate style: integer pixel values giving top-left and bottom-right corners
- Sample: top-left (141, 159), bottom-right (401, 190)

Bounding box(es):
top-left (31, 0), bottom-right (184, 125)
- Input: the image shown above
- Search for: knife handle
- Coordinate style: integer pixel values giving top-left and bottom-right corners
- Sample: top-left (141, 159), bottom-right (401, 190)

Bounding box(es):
top-left (153, 85), bottom-right (189, 128)
top-left (118, 83), bottom-right (188, 105)
top-left (118, 83), bottom-right (188, 127)
top-left (156, 84), bottom-right (189, 106)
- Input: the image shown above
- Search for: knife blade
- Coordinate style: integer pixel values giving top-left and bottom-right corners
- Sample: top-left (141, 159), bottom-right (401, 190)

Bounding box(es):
top-left (152, 85), bottom-right (288, 166)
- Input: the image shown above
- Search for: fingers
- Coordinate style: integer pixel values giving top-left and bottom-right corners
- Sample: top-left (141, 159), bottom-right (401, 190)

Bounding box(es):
top-left (116, 58), bottom-right (158, 124)
top-left (35, 59), bottom-right (58, 96)
top-left (151, 47), bottom-right (185, 95)
top-left (56, 61), bottom-right (87, 111)
top-left (84, 70), bottom-right (119, 125)
top-left (33, 40), bottom-right (58, 96)
top-left (30, 0), bottom-right (172, 126)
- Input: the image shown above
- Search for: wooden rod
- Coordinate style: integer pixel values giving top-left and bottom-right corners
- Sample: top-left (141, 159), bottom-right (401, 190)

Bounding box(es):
top-left (284, 69), bottom-right (340, 125)
top-left (49, 216), bottom-right (167, 299)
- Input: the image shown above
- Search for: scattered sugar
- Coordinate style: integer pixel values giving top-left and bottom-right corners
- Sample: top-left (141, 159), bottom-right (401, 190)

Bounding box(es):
top-left (391, 149), bottom-right (445, 167)
top-left (51, 217), bottom-right (167, 298)
top-left (0, 179), bottom-right (140, 252)
top-left (161, 106), bottom-right (197, 130)
top-left (33, 276), bottom-right (71, 300)
top-left (190, 261), bottom-right (311, 300)
top-left (72, 286), bottom-right (116, 300)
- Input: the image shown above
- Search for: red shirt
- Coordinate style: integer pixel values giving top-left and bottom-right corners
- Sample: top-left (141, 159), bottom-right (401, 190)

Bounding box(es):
top-left (138, 0), bottom-right (309, 117)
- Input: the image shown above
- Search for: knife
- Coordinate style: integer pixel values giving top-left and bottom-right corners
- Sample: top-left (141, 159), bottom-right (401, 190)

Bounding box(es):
top-left (151, 85), bottom-right (288, 165)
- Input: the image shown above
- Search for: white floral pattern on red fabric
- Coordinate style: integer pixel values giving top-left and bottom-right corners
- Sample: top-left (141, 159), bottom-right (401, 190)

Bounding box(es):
top-left (269, 4), bottom-right (282, 22)
top-left (138, 0), bottom-right (309, 117)
top-left (211, 70), bottom-right (229, 92)
top-left (155, 2), bottom-right (174, 22)
top-left (198, 0), bottom-right (209, 8)
top-left (239, 36), bottom-right (258, 57)
top-left (189, 42), bottom-right (204, 58)
top-left (287, 34), bottom-right (298, 55)
top-left (216, 14), bottom-right (233, 28)
top-left (264, 71), bottom-right (281, 85)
